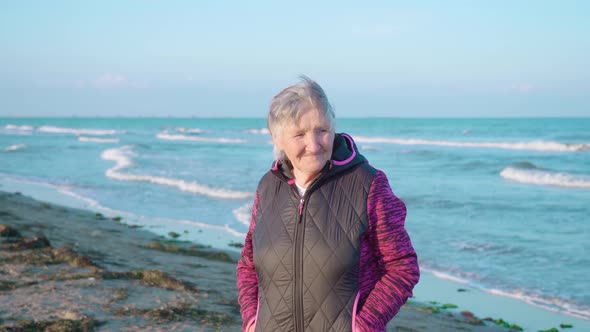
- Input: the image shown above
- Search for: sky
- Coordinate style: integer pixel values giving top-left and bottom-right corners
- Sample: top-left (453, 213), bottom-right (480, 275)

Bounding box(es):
top-left (0, 1), bottom-right (589, 118)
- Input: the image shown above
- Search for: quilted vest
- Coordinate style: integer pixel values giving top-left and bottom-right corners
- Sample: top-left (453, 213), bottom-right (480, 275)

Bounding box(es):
top-left (252, 134), bottom-right (376, 332)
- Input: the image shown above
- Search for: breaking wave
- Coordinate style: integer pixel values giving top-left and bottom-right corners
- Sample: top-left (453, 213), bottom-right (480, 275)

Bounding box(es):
top-left (484, 288), bottom-right (590, 320)
top-left (174, 127), bottom-right (204, 134)
top-left (38, 125), bottom-right (121, 136)
top-left (422, 266), bottom-right (590, 320)
top-left (246, 128), bottom-right (270, 135)
top-left (2, 125), bottom-right (33, 135)
top-left (500, 167), bottom-right (590, 189)
top-left (101, 146), bottom-right (252, 199)
top-left (173, 219), bottom-right (245, 238)
top-left (4, 144), bottom-right (27, 152)
top-left (156, 133), bottom-right (247, 144)
top-left (233, 203), bottom-right (253, 227)
top-left (354, 136), bottom-right (590, 152)
top-left (78, 136), bottom-right (120, 143)
top-left (4, 124), bottom-right (34, 131)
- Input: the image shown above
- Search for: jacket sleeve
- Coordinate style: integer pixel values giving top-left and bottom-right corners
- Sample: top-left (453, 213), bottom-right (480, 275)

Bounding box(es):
top-left (236, 191), bottom-right (259, 332)
top-left (356, 170), bottom-right (420, 331)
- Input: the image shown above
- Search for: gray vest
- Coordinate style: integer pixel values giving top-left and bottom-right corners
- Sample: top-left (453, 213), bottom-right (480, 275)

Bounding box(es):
top-left (253, 163), bottom-right (376, 332)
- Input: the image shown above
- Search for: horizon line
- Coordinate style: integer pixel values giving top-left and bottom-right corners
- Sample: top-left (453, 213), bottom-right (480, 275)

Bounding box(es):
top-left (1, 115), bottom-right (590, 120)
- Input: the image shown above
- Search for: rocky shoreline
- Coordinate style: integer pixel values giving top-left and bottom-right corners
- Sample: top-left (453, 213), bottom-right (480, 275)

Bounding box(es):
top-left (0, 191), bottom-right (516, 331)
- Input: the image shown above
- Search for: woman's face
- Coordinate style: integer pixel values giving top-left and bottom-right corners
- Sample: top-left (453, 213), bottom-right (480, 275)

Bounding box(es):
top-left (273, 108), bottom-right (334, 181)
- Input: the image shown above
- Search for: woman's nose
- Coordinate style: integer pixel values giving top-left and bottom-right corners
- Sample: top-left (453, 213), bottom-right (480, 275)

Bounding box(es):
top-left (306, 134), bottom-right (321, 152)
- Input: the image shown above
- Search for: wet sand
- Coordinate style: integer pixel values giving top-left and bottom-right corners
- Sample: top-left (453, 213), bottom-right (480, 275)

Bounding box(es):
top-left (0, 191), bottom-right (516, 331)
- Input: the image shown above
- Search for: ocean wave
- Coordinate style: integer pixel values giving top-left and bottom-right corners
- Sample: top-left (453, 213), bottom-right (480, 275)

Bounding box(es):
top-left (452, 242), bottom-right (496, 253)
top-left (422, 266), bottom-right (590, 320)
top-left (4, 144), bottom-right (27, 152)
top-left (38, 125), bottom-right (120, 136)
top-left (425, 269), bottom-right (470, 284)
top-left (233, 203), bottom-right (252, 226)
top-left (512, 161), bottom-right (539, 169)
top-left (156, 133), bottom-right (247, 144)
top-left (173, 219), bottom-right (245, 238)
top-left (451, 241), bottom-right (522, 255)
top-left (354, 136), bottom-right (590, 152)
top-left (4, 124), bottom-right (34, 131)
top-left (2, 124), bottom-right (34, 136)
top-left (78, 136), bottom-right (120, 143)
top-left (0, 175), bottom-right (245, 238)
top-left (101, 146), bottom-right (253, 199)
top-left (0, 175), bottom-right (124, 216)
top-left (175, 127), bottom-right (204, 134)
top-left (246, 128), bottom-right (270, 135)
top-left (484, 288), bottom-right (590, 320)
top-left (500, 167), bottom-right (590, 189)
top-left (361, 145), bottom-right (380, 151)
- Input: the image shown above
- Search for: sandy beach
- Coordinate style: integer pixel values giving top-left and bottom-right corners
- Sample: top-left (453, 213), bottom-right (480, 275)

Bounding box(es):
top-left (0, 190), bottom-right (527, 331)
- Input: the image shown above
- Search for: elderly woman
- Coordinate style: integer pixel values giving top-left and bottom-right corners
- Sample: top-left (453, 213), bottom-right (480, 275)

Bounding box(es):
top-left (237, 77), bottom-right (419, 332)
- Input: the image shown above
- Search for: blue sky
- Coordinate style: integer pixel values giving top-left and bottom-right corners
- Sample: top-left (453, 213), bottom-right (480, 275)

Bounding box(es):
top-left (1, 1), bottom-right (588, 117)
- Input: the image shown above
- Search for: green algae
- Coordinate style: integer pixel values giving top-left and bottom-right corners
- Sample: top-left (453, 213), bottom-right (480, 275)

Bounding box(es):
top-left (144, 241), bottom-right (234, 263)
top-left (0, 317), bottom-right (97, 332)
top-left (112, 302), bottom-right (236, 327)
top-left (100, 270), bottom-right (197, 292)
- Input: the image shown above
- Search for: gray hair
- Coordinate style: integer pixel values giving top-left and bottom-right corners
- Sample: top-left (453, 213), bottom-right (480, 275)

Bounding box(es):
top-left (268, 76), bottom-right (336, 159)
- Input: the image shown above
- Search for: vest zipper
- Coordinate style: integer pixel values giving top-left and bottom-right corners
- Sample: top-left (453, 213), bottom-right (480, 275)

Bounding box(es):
top-left (291, 168), bottom-right (328, 332)
top-left (298, 198), bottom-right (304, 218)
top-left (294, 195), bottom-right (305, 332)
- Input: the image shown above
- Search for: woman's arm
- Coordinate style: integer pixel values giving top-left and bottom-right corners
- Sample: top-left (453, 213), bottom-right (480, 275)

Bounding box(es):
top-left (236, 192), bottom-right (259, 332)
top-left (356, 170), bottom-right (420, 331)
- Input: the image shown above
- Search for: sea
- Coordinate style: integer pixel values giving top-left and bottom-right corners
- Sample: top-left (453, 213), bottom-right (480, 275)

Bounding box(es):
top-left (1, 117), bottom-right (589, 327)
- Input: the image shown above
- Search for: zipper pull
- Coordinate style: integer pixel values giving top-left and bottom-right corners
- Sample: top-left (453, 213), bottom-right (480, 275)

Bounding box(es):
top-left (299, 198), bottom-right (304, 217)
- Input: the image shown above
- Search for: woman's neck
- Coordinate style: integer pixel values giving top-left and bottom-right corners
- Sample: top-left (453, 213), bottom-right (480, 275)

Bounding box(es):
top-left (293, 169), bottom-right (319, 188)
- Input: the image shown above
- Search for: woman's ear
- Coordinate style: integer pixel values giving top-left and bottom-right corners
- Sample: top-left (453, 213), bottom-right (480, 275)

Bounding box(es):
top-left (271, 131), bottom-right (283, 152)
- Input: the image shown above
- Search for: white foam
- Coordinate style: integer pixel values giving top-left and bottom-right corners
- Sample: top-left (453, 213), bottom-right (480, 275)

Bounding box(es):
top-left (101, 146), bottom-right (253, 199)
top-left (0, 175), bottom-right (125, 216)
top-left (4, 124), bottom-right (34, 131)
top-left (246, 128), bottom-right (270, 135)
top-left (173, 219), bottom-right (246, 238)
top-left (354, 136), bottom-right (590, 152)
top-left (422, 266), bottom-right (590, 320)
top-left (233, 203), bottom-right (253, 226)
top-left (2, 125), bottom-right (33, 136)
top-left (156, 133), bottom-right (247, 144)
top-left (500, 167), bottom-right (590, 189)
top-left (0, 175), bottom-right (245, 239)
top-left (78, 136), bottom-right (120, 143)
top-left (484, 288), bottom-right (590, 320)
top-left (421, 267), bottom-right (470, 284)
top-left (361, 145), bottom-right (379, 151)
top-left (175, 127), bottom-right (204, 134)
top-left (101, 146), bottom-right (135, 172)
top-left (4, 144), bottom-right (27, 152)
top-left (38, 125), bottom-right (120, 136)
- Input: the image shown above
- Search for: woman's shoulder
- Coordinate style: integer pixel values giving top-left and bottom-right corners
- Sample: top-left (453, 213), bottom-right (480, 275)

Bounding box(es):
top-left (346, 161), bottom-right (379, 183)
top-left (256, 169), bottom-right (282, 190)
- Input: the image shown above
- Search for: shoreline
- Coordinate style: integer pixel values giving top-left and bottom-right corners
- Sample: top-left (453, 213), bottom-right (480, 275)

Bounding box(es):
top-left (0, 180), bottom-right (588, 331)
